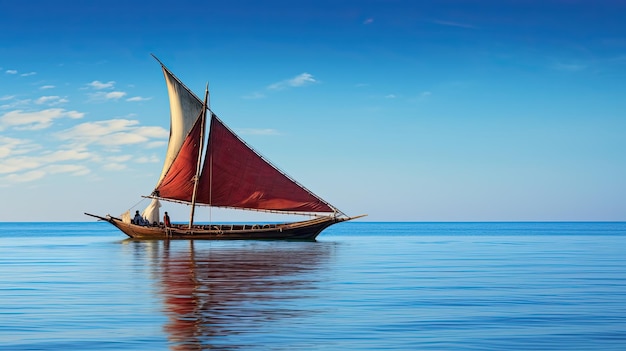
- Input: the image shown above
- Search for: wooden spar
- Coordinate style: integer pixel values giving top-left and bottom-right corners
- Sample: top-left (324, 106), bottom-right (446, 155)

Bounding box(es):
top-left (188, 83), bottom-right (209, 229)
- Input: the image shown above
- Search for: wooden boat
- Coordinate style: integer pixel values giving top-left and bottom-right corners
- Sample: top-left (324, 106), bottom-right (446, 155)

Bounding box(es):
top-left (85, 56), bottom-right (363, 240)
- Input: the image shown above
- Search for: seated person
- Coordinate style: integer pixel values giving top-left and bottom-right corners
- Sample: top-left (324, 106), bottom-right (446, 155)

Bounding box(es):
top-left (133, 210), bottom-right (148, 225)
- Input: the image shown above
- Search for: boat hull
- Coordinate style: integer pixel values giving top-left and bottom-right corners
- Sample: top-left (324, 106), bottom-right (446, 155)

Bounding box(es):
top-left (85, 213), bottom-right (357, 240)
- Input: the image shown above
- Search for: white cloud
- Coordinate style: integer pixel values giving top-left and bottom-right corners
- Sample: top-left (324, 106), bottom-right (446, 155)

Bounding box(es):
top-left (385, 94), bottom-right (397, 99)
top-left (0, 98), bottom-right (32, 110)
top-left (44, 164), bottom-right (90, 176)
top-left (0, 162), bottom-right (90, 183)
top-left (45, 149), bottom-right (91, 163)
top-left (5, 70), bottom-right (17, 75)
top-left (88, 91), bottom-right (127, 101)
top-left (21, 72), bottom-right (36, 77)
top-left (4, 170), bottom-right (45, 183)
top-left (88, 80), bottom-right (115, 89)
top-left (364, 18), bottom-right (374, 25)
top-left (40, 85), bottom-right (55, 90)
top-left (135, 126), bottom-right (169, 138)
top-left (268, 73), bottom-right (317, 90)
top-left (0, 108), bottom-right (85, 131)
top-left (0, 136), bottom-right (41, 159)
top-left (35, 96), bottom-right (69, 105)
top-left (106, 91), bottom-right (126, 100)
top-left (65, 110), bottom-right (84, 119)
top-left (55, 119), bottom-right (168, 147)
top-left (0, 137), bottom-right (93, 184)
top-left (126, 96), bottom-right (152, 102)
top-left (0, 155), bottom-right (42, 174)
top-left (0, 95), bottom-right (15, 101)
top-left (105, 132), bottom-right (150, 145)
top-left (0, 147), bottom-right (91, 175)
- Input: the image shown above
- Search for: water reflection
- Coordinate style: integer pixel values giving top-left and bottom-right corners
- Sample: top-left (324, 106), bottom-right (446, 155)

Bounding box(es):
top-left (126, 240), bottom-right (333, 350)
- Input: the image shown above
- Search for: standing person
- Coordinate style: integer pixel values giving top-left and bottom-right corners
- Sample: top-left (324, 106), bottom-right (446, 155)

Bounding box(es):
top-left (163, 211), bottom-right (171, 227)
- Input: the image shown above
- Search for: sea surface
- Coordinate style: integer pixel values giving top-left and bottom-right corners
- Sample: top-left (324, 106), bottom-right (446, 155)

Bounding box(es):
top-left (0, 222), bottom-right (625, 350)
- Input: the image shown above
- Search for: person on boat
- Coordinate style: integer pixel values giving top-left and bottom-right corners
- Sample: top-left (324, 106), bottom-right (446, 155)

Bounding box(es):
top-left (163, 211), bottom-right (171, 227)
top-left (133, 210), bottom-right (143, 225)
top-left (133, 210), bottom-right (149, 226)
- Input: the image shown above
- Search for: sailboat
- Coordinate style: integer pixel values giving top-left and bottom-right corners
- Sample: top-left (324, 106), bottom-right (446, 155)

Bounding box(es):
top-left (85, 56), bottom-right (364, 240)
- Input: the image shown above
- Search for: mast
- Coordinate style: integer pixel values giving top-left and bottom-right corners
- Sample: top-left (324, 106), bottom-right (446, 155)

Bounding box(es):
top-left (188, 83), bottom-right (209, 229)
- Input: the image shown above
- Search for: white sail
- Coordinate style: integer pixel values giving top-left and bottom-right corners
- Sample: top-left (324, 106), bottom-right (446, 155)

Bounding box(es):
top-left (142, 198), bottom-right (161, 225)
top-left (121, 210), bottom-right (131, 224)
top-left (155, 67), bottom-right (204, 188)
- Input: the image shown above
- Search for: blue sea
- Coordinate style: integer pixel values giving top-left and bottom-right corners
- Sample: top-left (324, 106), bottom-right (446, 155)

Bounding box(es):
top-left (1, 222), bottom-right (625, 350)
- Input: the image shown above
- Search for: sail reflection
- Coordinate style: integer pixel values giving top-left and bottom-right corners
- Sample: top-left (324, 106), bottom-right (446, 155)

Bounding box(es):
top-left (129, 240), bottom-right (332, 350)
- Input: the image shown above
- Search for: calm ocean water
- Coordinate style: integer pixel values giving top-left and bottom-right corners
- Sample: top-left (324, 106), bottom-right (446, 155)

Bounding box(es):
top-left (0, 222), bottom-right (625, 350)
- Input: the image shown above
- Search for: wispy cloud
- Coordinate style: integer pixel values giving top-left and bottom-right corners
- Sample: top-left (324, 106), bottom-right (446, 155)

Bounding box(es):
top-left (44, 164), bottom-right (90, 176)
top-left (0, 98), bottom-right (33, 110)
top-left (2, 69), bottom-right (36, 76)
top-left (0, 136), bottom-right (40, 159)
top-left (0, 147), bottom-right (92, 184)
top-left (55, 119), bottom-right (168, 148)
top-left (89, 91), bottom-right (127, 101)
top-left (126, 96), bottom-right (152, 102)
top-left (268, 73), bottom-right (317, 90)
top-left (245, 72), bottom-right (318, 99)
top-left (364, 18), bottom-right (374, 25)
top-left (105, 91), bottom-right (126, 100)
top-left (0, 108), bottom-right (84, 131)
top-left (35, 96), bottom-right (69, 106)
top-left (88, 80), bottom-right (116, 89)
top-left (0, 116), bottom-right (168, 183)
top-left (3, 170), bottom-right (46, 183)
top-left (0, 70), bottom-right (167, 185)
top-left (85, 80), bottom-right (129, 101)
top-left (0, 145), bottom-right (90, 175)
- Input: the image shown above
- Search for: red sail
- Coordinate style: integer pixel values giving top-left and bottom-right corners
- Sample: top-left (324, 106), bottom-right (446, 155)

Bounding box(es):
top-left (154, 116), bottom-right (203, 202)
top-left (196, 115), bottom-right (334, 213)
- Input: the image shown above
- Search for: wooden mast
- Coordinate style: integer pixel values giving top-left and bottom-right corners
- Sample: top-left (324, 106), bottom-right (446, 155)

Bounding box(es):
top-left (188, 83), bottom-right (209, 229)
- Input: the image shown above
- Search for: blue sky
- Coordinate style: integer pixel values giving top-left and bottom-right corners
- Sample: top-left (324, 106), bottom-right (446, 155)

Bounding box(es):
top-left (1, 0), bottom-right (625, 222)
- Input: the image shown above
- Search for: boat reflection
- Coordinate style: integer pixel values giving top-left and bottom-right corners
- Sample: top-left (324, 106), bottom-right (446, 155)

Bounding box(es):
top-left (127, 240), bottom-right (333, 350)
